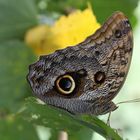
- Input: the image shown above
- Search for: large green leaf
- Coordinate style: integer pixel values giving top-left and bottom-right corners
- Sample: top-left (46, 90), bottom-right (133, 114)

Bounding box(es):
top-left (91, 0), bottom-right (139, 26)
top-left (0, 116), bottom-right (39, 140)
top-left (0, 0), bottom-right (38, 42)
top-left (0, 41), bottom-right (36, 112)
top-left (68, 128), bottom-right (93, 140)
top-left (19, 97), bottom-right (122, 140)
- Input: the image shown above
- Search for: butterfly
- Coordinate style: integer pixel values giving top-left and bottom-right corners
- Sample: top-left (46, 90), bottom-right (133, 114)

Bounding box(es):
top-left (27, 11), bottom-right (133, 115)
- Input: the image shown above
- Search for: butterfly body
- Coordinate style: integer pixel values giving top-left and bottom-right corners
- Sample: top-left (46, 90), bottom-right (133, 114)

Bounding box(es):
top-left (27, 12), bottom-right (133, 115)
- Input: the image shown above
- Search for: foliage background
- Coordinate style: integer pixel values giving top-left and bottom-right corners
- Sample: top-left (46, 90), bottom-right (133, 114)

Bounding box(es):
top-left (0, 0), bottom-right (140, 140)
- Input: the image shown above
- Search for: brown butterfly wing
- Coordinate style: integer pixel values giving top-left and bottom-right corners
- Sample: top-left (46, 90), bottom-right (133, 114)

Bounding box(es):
top-left (27, 12), bottom-right (133, 115)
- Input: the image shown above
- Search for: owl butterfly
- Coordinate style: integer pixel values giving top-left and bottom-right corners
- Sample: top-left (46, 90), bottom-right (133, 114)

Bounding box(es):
top-left (27, 12), bottom-right (133, 115)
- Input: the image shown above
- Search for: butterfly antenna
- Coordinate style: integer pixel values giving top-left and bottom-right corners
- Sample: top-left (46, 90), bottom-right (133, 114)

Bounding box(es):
top-left (116, 98), bottom-right (140, 105)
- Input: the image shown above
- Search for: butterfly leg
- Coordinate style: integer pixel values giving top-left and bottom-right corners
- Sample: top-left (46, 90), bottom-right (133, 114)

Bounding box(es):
top-left (107, 111), bottom-right (111, 126)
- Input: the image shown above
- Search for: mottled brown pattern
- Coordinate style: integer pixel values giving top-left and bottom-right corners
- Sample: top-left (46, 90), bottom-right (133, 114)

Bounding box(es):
top-left (27, 12), bottom-right (133, 115)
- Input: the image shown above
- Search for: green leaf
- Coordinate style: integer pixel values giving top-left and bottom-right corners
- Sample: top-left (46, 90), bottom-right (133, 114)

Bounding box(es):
top-left (69, 128), bottom-right (93, 140)
top-left (45, 0), bottom-right (87, 13)
top-left (19, 97), bottom-right (122, 140)
top-left (0, 41), bottom-right (36, 112)
top-left (91, 0), bottom-right (139, 26)
top-left (0, 0), bottom-right (38, 42)
top-left (0, 116), bottom-right (39, 140)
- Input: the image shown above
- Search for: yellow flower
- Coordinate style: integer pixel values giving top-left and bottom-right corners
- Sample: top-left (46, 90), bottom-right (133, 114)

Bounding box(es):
top-left (25, 6), bottom-right (100, 55)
